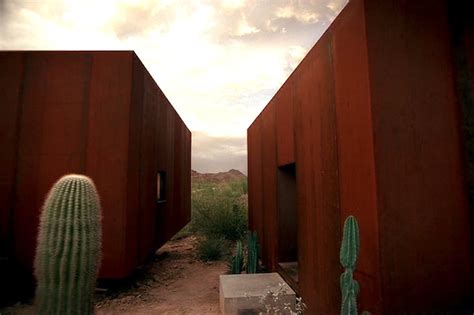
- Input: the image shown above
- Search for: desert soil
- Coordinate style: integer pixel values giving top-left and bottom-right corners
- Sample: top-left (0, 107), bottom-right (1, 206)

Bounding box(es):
top-left (2, 235), bottom-right (228, 315)
top-left (97, 235), bottom-right (227, 314)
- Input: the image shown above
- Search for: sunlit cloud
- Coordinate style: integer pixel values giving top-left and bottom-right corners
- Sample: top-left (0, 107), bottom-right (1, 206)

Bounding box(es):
top-left (0, 0), bottom-right (348, 174)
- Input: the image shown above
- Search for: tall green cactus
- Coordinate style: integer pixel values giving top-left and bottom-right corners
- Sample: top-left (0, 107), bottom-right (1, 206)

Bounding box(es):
top-left (246, 230), bottom-right (259, 274)
top-left (34, 174), bottom-right (102, 315)
top-left (340, 215), bottom-right (360, 315)
top-left (230, 240), bottom-right (243, 274)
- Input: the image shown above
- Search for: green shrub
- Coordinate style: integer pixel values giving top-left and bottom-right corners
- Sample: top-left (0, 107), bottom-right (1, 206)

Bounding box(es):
top-left (197, 237), bottom-right (229, 261)
top-left (227, 179), bottom-right (248, 197)
top-left (34, 174), bottom-right (102, 315)
top-left (190, 181), bottom-right (247, 241)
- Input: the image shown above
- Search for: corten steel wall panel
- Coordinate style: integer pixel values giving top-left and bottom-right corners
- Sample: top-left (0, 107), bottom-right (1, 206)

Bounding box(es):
top-left (163, 104), bottom-right (176, 242)
top-left (180, 121), bottom-right (191, 227)
top-left (331, 1), bottom-right (381, 312)
top-left (127, 55), bottom-right (191, 273)
top-left (1, 51), bottom-right (190, 279)
top-left (185, 127), bottom-right (192, 223)
top-left (126, 55), bottom-right (144, 272)
top-left (450, 0), bottom-right (474, 264)
top-left (364, 0), bottom-right (473, 310)
top-left (155, 91), bottom-right (168, 248)
top-left (293, 32), bottom-right (341, 315)
top-left (172, 114), bottom-right (183, 235)
top-left (248, 0), bottom-right (474, 313)
top-left (260, 104), bottom-right (278, 269)
top-left (247, 120), bottom-right (263, 237)
top-left (86, 52), bottom-right (132, 278)
top-left (137, 61), bottom-right (159, 264)
top-left (462, 4), bottom-right (474, 264)
top-left (0, 53), bottom-right (24, 255)
top-left (168, 112), bottom-right (183, 238)
top-left (174, 118), bottom-right (191, 233)
top-left (13, 52), bottom-right (92, 269)
top-left (275, 83), bottom-right (295, 167)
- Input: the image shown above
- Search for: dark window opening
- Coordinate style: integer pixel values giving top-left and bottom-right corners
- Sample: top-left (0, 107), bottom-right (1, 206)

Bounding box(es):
top-left (277, 163), bottom-right (298, 289)
top-left (157, 171), bottom-right (167, 203)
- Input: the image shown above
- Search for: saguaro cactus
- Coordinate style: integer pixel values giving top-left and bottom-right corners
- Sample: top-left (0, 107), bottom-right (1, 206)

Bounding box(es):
top-left (340, 215), bottom-right (360, 315)
top-left (34, 174), bottom-right (102, 315)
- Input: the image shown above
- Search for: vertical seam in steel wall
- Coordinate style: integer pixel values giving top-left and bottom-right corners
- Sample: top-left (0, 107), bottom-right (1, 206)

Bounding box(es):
top-left (273, 104), bottom-right (278, 269)
top-left (447, 1), bottom-right (474, 260)
top-left (291, 78), bottom-right (301, 286)
top-left (80, 54), bottom-right (93, 173)
top-left (134, 54), bottom-right (144, 266)
top-left (290, 79), bottom-right (298, 270)
top-left (125, 52), bottom-right (135, 269)
top-left (247, 128), bottom-right (252, 230)
top-left (8, 52), bottom-right (28, 258)
top-left (328, 31), bottom-right (342, 247)
top-left (360, 0), bottom-right (383, 306)
top-left (258, 119), bottom-right (265, 266)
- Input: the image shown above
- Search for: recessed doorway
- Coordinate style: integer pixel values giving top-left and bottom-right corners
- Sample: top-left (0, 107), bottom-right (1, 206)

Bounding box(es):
top-left (277, 163), bottom-right (298, 289)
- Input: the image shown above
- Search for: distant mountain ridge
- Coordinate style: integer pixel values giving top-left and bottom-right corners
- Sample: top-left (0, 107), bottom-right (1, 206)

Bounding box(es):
top-left (191, 169), bottom-right (246, 184)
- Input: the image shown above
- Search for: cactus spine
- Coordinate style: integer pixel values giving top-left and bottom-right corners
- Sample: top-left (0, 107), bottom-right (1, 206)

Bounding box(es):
top-left (246, 230), bottom-right (259, 274)
top-left (340, 215), bottom-right (360, 315)
top-left (34, 174), bottom-right (102, 315)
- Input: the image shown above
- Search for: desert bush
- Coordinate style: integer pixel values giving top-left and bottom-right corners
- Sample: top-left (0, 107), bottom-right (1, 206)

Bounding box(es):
top-left (197, 237), bottom-right (229, 261)
top-left (226, 179), bottom-right (248, 197)
top-left (190, 181), bottom-right (247, 241)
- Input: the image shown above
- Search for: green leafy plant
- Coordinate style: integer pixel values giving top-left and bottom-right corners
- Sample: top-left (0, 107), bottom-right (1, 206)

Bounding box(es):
top-left (34, 174), bottom-right (102, 315)
top-left (246, 230), bottom-right (259, 274)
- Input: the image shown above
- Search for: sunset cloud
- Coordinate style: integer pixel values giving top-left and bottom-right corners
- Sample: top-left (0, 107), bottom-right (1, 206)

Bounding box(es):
top-left (0, 0), bottom-right (348, 174)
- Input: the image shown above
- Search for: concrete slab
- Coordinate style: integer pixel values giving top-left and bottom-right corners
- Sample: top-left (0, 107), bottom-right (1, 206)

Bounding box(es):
top-left (219, 273), bottom-right (296, 315)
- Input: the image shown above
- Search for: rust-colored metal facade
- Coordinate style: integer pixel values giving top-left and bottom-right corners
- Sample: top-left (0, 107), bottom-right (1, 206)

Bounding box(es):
top-left (0, 51), bottom-right (191, 279)
top-left (248, 0), bottom-right (473, 313)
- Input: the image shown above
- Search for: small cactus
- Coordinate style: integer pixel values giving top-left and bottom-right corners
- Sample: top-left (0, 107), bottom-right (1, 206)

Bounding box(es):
top-left (340, 216), bottom-right (360, 269)
top-left (34, 174), bottom-right (102, 315)
top-left (230, 240), bottom-right (243, 274)
top-left (246, 230), bottom-right (259, 274)
top-left (340, 215), bottom-right (360, 315)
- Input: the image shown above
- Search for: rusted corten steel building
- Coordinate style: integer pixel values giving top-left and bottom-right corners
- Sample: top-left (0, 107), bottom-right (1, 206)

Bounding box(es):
top-left (0, 51), bottom-right (191, 279)
top-left (248, 0), bottom-right (473, 314)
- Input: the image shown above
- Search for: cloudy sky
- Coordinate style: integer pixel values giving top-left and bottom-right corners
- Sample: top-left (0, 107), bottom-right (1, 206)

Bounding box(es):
top-left (0, 0), bottom-right (347, 174)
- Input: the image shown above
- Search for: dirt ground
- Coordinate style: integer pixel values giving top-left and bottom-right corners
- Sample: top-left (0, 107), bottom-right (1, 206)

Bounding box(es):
top-left (97, 235), bottom-right (227, 314)
top-left (1, 235), bottom-right (228, 315)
